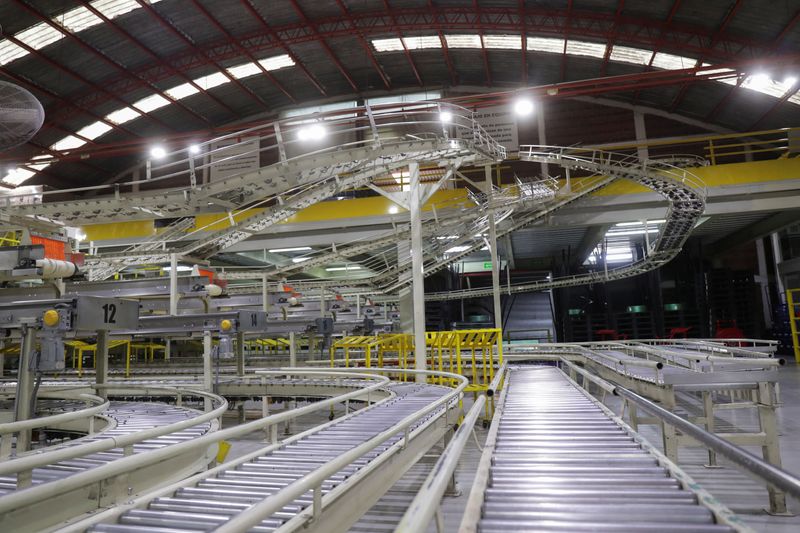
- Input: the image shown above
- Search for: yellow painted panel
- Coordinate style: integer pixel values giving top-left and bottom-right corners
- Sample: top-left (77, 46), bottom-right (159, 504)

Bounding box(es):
top-left (83, 220), bottom-right (155, 240)
top-left (195, 210), bottom-right (263, 231)
top-left (592, 158), bottom-right (800, 196)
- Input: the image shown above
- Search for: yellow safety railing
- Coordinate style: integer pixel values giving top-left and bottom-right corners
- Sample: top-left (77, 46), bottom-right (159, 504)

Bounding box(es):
top-left (0, 231), bottom-right (20, 246)
top-left (330, 334), bottom-right (411, 369)
top-left (576, 127), bottom-right (799, 166)
top-left (65, 339), bottom-right (132, 377)
top-left (788, 289), bottom-right (800, 364)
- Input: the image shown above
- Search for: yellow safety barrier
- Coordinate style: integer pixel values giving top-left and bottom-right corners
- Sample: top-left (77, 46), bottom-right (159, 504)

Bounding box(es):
top-left (330, 334), bottom-right (411, 369)
top-left (66, 339), bottom-right (132, 377)
top-left (788, 289), bottom-right (800, 364)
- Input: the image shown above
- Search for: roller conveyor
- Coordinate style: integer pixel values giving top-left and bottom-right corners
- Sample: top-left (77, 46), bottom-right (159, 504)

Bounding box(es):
top-left (476, 366), bottom-right (736, 533)
top-left (0, 402), bottom-right (212, 495)
top-left (88, 382), bottom-right (451, 532)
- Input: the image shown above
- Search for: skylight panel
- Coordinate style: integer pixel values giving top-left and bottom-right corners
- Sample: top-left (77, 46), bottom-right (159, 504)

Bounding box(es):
top-left (0, 42), bottom-right (28, 66)
top-left (566, 40), bottom-right (607, 58)
top-left (1, 167), bottom-right (35, 186)
top-left (259, 54), bottom-right (294, 71)
top-left (15, 23), bottom-right (62, 51)
top-left (445, 34), bottom-right (482, 49)
top-left (227, 62), bottom-right (262, 79)
top-left (651, 52), bottom-right (695, 70)
top-left (91, 0), bottom-right (156, 19)
top-left (789, 93), bottom-right (800, 106)
top-left (609, 45), bottom-right (651, 65)
top-left (402, 36), bottom-right (441, 50)
top-left (59, 6), bottom-right (103, 32)
top-left (742, 75), bottom-right (791, 98)
top-left (194, 71), bottom-right (229, 90)
top-left (76, 121), bottom-right (113, 140)
top-left (134, 93), bottom-right (170, 113)
top-left (106, 106), bottom-right (141, 125)
top-left (526, 36), bottom-right (565, 54)
top-left (165, 82), bottom-right (200, 99)
top-left (373, 38), bottom-right (404, 52)
top-left (52, 135), bottom-right (87, 152)
top-left (483, 35), bottom-right (522, 50)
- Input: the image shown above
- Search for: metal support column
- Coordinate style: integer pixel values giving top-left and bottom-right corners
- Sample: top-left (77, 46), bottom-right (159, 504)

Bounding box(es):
top-left (262, 274), bottom-right (269, 312)
top-left (771, 232), bottom-right (786, 305)
top-left (14, 325), bottom-right (37, 453)
top-left (409, 161), bottom-right (427, 383)
top-left (95, 330), bottom-right (109, 401)
top-left (169, 253), bottom-right (179, 316)
top-left (236, 331), bottom-right (245, 377)
top-left (756, 238), bottom-right (773, 329)
top-left (164, 340), bottom-right (171, 361)
top-left (289, 331), bottom-right (297, 367)
top-left (485, 165), bottom-right (502, 331)
top-left (203, 331), bottom-right (213, 411)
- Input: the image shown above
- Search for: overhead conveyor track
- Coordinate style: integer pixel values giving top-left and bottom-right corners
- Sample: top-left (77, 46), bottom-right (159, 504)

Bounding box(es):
top-left (461, 366), bottom-right (746, 532)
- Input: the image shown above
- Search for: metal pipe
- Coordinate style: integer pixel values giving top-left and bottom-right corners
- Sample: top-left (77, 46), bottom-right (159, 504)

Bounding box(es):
top-left (560, 358), bottom-right (618, 395)
top-left (409, 161), bottom-right (427, 384)
top-left (395, 395), bottom-right (486, 532)
top-left (614, 384), bottom-right (800, 501)
top-left (14, 325), bottom-right (37, 453)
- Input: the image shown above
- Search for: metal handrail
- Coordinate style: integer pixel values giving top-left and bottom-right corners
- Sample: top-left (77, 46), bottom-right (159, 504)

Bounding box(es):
top-left (215, 368), bottom-right (468, 532)
top-left (614, 384), bottom-right (800, 501)
top-left (394, 394), bottom-right (486, 533)
top-left (0, 384), bottom-right (226, 479)
top-left (0, 102), bottom-right (504, 206)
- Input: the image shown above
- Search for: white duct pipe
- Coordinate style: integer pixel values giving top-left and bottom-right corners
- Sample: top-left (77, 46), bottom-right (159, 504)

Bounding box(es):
top-left (36, 259), bottom-right (78, 279)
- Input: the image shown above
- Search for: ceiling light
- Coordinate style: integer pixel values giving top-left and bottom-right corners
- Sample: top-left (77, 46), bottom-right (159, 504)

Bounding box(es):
top-left (188, 144), bottom-right (201, 154)
top-left (325, 265), bottom-right (362, 272)
top-left (150, 146), bottom-right (167, 159)
top-left (445, 245), bottom-right (471, 253)
top-left (162, 265), bottom-right (193, 272)
top-left (747, 73), bottom-right (770, 91)
top-left (514, 99), bottom-right (534, 116)
top-left (269, 246), bottom-right (312, 253)
top-left (388, 205), bottom-right (399, 214)
top-left (439, 111), bottom-right (452, 122)
top-left (292, 257), bottom-right (311, 263)
top-left (297, 123), bottom-right (326, 141)
top-left (784, 76), bottom-right (798, 87)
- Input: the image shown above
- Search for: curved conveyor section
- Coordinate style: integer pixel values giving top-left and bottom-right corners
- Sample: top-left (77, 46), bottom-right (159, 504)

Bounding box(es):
top-left (87, 382), bottom-right (452, 532)
top-left (0, 401), bottom-right (214, 495)
top-left (427, 149), bottom-right (706, 300)
top-left (466, 366), bottom-right (741, 532)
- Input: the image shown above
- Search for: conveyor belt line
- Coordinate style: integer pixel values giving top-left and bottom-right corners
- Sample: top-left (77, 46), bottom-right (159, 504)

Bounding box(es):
top-left (462, 366), bottom-right (750, 533)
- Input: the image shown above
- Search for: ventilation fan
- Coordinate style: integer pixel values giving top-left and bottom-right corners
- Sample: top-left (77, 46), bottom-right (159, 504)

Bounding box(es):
top-left (0, 81), bottom-right (44, 151)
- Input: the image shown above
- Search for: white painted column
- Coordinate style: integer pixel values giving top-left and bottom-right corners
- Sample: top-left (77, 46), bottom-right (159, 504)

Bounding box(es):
top-left (771, 232), bottom-right (786, 304)
top-left (634, 111), bottom-right (649, 162)
top-left (537, 107), bottom-right (549, 177)
top-left (755, 238), bottom-right (773, 329)
top-left (485, 165), bottom-right (502, 331)
top-left (289, 331), bottom-right (297, 367)
top-left (261, 274), bottom-right (269, 312)
top-left (409, 162), bottom-right (427, 383)
top-left (14, 325), bottom-right (37, 453)
top-left (95, 330), bottom-right (109, 401)
top-left (203, 330), bottom-right (213, 411)
top-left (169, 253), bottom-right (178, 316)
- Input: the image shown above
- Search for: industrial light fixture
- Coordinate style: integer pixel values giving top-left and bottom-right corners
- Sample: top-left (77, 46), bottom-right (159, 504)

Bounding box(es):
top-left (268, 246), bottom-right (312, 253)
top-left (747, 73), bottom-right (770, 91)
top-left (150, 146), bottom-right (167, 159)
top-left (325, 265), bottom-right (362, 272)
top-left (388, 205), bottom-right (399, 214)
top-left (445, 245), bottom-right (471, 253)
top-left (188, 144), bottom-right (201, 154)
top-left (292, 257), bottom-right (311, 263)
top-left (784, 76), bottom-right (798, 87)
top-left (439, 111), bottom-right (453, 122)
top-left (513, 99), bottom-right (534, 116)
top-left (297, 123), bottom-right (326, 141)
top-left (162, 265), bottom-right (193, 272)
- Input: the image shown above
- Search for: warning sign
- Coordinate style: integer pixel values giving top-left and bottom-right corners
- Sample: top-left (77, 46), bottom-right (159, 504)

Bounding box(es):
top-left (209, 137), bottom-right (260, 182)
top-left (470, 106), bottom-right (519, 152)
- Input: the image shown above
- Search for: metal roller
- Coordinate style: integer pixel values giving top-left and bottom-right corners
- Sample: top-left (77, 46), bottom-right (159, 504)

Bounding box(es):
top-left (476, 367), bottom-right (736, 532)
top-left (89, 383), bottom-right (452, 532)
